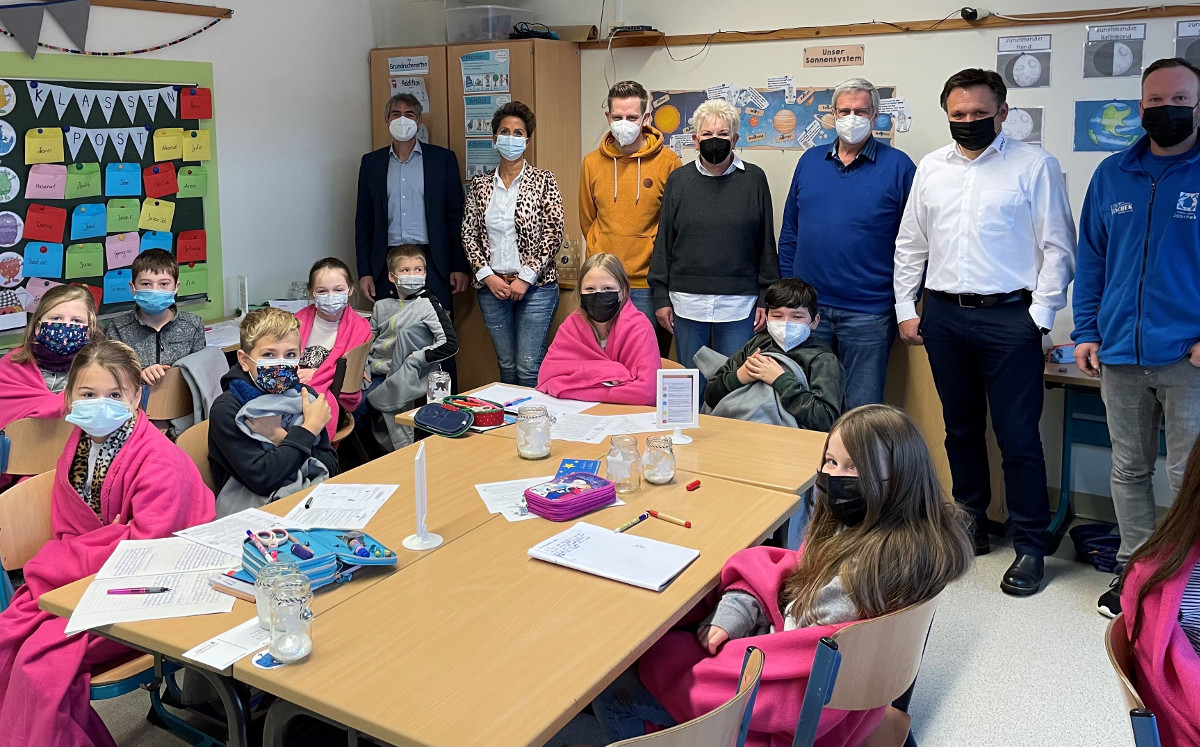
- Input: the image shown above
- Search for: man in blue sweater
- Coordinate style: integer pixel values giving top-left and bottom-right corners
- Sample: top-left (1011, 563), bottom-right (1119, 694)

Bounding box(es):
top-left (778, 78), bottom-right (915, 410)
top-left (1073, 57), bottom-right (1200, 619)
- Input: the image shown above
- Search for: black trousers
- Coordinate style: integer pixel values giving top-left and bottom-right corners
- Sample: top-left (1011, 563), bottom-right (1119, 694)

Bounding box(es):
top-left (921, 293), bottom-right (1049, 556)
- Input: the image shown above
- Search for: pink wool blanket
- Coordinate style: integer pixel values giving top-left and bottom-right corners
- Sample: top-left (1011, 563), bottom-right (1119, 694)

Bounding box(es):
top-left (296, 305), bottom-right (373, 439)
top-left (639, 545), bottom-right (884, 747)
top-left (0, 413), bottom-right (215, 746)
top-left (536, 301), bottom-right (659, 405)
top-left (0, 348), bottom-right (66, 430)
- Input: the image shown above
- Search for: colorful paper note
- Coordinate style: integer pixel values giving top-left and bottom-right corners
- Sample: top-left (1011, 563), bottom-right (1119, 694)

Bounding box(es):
top-left (105, 163), bottom-right (141, 197)
top-left (70, 204), bottom-right (107, 241)
top-left (152, 127), bottom-right (184, 161)
top-left (182, 130), bottom-right (212, 161)
top-left (20, 278), bottom-right (64, 311)
top-left (178, 262), bottom-right (207, 297)
top-left (143, 163), bottom-right (178, 199)
top-left (23, 204), bottom-right (66, 242)
top-left (180, 87), bottom-right (213, 119)
top-left (23, 242), bottom-right (64, 278)
top-left (24, 164), bottom-right (67, 200)
top-left (65, 163), bottom-right (101, 199)
top-left (65, 243), bottom-right (103, 279)
top-left (138, 199), bottom-right (175, 232)
top-left (140, 230), bottom-right (172, 252)
top-left (103, 269), bottom-right (134, 303)
top-left (177, 166), bottom-right (207, 198)
top-left (24, 128), bottom-right (64, 164)
top-left (176, 229), bottom-right (206, 263)
top-left (106, 199), bottom-right (139, 233)
top-left (105, 232), bottom-right (140, 269)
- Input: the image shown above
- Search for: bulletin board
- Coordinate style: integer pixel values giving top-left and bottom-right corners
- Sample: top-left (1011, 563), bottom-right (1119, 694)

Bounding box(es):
top-left (0, 52), bottom-right (221, 336)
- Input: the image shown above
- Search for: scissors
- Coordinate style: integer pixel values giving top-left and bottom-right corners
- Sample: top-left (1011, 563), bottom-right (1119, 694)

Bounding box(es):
top-left (254, 528), bottom-right (288, 552)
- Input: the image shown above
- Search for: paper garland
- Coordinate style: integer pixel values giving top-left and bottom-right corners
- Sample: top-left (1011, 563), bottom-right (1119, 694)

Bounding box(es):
top-left (64, 126), bottom-right (150, 160)
top-left (27, 82), bottom-right (181, 122)
top-left (0, 16), bottom-right (222, 59)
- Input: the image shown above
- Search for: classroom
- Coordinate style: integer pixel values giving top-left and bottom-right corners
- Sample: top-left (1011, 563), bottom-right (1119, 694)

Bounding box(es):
top-left (0, 0), bottom-right (1198, 745)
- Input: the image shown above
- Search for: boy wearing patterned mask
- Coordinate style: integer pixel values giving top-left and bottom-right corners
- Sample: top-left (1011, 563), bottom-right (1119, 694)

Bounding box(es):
top-left (208, 307), bottom-right (337, 516)
top-left (704, 278), bottom-right (843, 431)
top-left (105, 249), bottom-right (206, 385)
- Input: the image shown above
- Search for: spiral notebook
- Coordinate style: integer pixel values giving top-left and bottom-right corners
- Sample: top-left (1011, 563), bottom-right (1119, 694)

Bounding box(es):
top-left (527, 522), bottom-right (699, 592)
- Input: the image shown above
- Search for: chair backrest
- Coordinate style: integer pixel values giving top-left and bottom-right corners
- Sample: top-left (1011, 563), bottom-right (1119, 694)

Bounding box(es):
top-left (610, 647), bottom-right (765, 747)
top-left (3, 417), bottom-right (75, 476)
top-left (660, 357), bottom-right (684, 370)
top-left (175, 420), bottom-right (215, 493)
top-left (144, 365), bottom-right (195, 421)
top-left (0, 470), bottom-right (56, 571)
top-left (332, 340), bottom-right (372, 398)
top-left (1106, 614), bottom-right (1146, 713)
top-left (825, 595), bottom-right (939, 711)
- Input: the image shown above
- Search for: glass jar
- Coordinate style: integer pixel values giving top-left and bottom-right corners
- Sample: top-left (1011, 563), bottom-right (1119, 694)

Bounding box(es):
top-left (605, 435), bottom-right (642, 494)
top-left (642, 435), bottom-right (677, 485)
top-left (253, 560), bottom-right (299, 630)
top-left (426, 370), bottom-right (451, 403)
top-left (269, 574), bottom-right (314, 663)
top-left (516, 405), bottom-right (552, 460)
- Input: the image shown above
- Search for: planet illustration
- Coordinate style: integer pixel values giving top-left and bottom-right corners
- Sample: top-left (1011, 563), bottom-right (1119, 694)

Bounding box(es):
top-left (1183, 38), bottom-right (1200, 68)
top-left (654, 104), bottom-right (681, 134)
top-left (773, 108), bottom-right (797, 134)
top-left (748, 116), bottom-right (759, 127)
top-left (1085, 101), bottom-right (1142, 149)
top-left (1002, 108), bottom-right (1035, 141)
top-left (1009, 54), bottom-right (1043, 87)
top-left (0, 120), bottom-right (14, 156)
top-left (1093, 41), bottom-right (1136, 76)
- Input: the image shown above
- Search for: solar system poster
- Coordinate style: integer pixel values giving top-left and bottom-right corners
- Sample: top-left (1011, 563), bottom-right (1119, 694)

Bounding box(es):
top-left (1083, 23), bottom-right (1145, 79)
top-left (1177, 20), bottom-right (1200, 67)
top-left (997, 35), bottom-right (1051, 89)
top-left (648, 85), bottom-right (896, 151)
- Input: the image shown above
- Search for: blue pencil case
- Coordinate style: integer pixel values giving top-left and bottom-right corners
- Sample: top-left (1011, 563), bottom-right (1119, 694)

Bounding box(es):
top-left (237, 529), bottom-right (397, 591)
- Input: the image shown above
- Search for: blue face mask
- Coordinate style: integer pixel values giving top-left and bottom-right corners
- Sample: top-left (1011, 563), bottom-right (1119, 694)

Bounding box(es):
top-left (495, 134), bottom-right (527, 161)
top-left (133, 289), bottom-right (176, 314)
top-left (66, 398), bottom-right (134, 438)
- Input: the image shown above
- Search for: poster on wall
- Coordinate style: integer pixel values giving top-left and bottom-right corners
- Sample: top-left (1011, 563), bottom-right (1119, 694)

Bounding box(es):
top-left (997, 35), bottom-right (1051, 89)
top-left (464, 138), bottom-right (500, 179)
top-left (1176, 20), bottom-right (1200, 65)
top-left (1083, 24), bottom-right (1145, 78)
top-left (464, 94), bottom-right (510, 136)
top-left (459, 49), bottom-right (510, 94)
top-left (1073, 100), bottom-right (1142, 151)
top-left (1002, 107), bottom-right (1044, 147)
top-left (649, 85), bottom-right (897, 152)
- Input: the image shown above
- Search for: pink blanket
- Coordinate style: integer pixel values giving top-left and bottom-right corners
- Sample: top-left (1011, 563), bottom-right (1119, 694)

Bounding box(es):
top-left (1121, 542), bottom-right (1200, 747)
top-left (297, 305), bottom-right (373, 440)
top-left (0, 413), bottom-right (215, 746)
top-left (0, 348), bottom-right (66, 431)
top-left (536, 301), bottom-right (659, 405)
top-left (640, 546), bottom-right (884, 747)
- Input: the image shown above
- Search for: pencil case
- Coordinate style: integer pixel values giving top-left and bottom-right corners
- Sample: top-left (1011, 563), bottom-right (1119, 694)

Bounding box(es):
top-left (237, 529), bottom-right (397, 591)
top-left (414, 401), bottom-right (474, 437)
top-left (523, 472), bottom-right (617, 521)
top-left (444, 395), bottom-right (505, 427)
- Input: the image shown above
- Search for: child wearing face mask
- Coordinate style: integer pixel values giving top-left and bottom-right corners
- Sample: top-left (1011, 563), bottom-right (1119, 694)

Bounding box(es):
top-left (105, 249), bottom-right (206, 386)
top-left (208, 307), bottom-right (337, 517)
top-left (361, 245), bottom-right (458, 451)
top-left (294, 258), bottom-right (372, 439)
top-left (0, 340), bottom-right (214, 747)
top-left (593, 405), bottom-right (973, 746)
top-left (536, 253), bottom-right (660, 405)
top-left (704, 277), bottom-right (843, 431)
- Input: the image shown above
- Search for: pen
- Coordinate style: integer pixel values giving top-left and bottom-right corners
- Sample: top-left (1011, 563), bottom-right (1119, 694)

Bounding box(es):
top-left (615, 511), bottom-right (651, 533)
top-left (247, 530), bottom-right (274, 562)
top-left (107, 587), bottom-right (171, 595)
top-left (649, 509), bottom-right (692, 528)
top-left (504, 396), bottom-right (532, 408)
top-left (304, 495), bottom-right (314, 509)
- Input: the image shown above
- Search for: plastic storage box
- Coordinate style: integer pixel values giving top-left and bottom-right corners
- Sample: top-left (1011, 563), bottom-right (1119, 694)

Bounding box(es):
top-left (446, 5), bottom-right (526, 42)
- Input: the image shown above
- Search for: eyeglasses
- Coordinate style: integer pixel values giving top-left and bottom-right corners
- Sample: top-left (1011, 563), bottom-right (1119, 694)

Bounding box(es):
top-left (836, 108), bottom-right (875, 118)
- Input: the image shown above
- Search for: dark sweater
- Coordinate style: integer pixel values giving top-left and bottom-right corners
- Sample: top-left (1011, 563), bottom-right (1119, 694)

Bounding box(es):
top-left (704, 331), bottom-right (843, 432)
top-left (106, 306), bottom-right (207, 367)
top-left (207, 366), bottom-right (339, 495)
top-left (648, 162), bottom-right (780, 310)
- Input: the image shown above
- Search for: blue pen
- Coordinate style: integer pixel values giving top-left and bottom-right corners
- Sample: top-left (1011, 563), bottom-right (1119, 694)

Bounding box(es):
top-left (504, 396), bottom-right (533, 408)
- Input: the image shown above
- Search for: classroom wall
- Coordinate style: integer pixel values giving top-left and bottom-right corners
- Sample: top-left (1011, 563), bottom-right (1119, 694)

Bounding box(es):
top-left (0, 1), bottom-right (377, 310)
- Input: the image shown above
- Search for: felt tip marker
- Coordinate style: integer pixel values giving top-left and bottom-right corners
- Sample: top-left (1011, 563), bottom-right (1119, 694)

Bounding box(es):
top-left (615, 512), bottom-right (651, 533)
top-left (107, 587), bottom-right (170, 595)
top-left (504, 396), bottom-right (533, 408)
top-left (649, 510), bottom-right (692, 528)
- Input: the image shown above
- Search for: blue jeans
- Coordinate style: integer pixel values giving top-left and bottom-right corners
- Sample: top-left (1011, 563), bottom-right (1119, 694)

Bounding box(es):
top-left (476, 282), bottom-right (559, 387)
top-left (592, 665), bottom-right (677, 742)
top-left (810, 305), bottom-right (896, 411)
top-left (672, 312), bottom-right (756, 396)
top-left (354, 374), bottom-right (385, 424)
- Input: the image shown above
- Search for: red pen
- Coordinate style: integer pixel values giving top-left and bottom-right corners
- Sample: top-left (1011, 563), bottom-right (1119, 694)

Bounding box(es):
top-left (107, 587), bottom-right (171, 595)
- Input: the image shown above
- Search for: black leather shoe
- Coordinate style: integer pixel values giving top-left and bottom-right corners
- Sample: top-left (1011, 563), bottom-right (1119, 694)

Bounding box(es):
top-left (1001, 554), bottom-right (1044, 596)
top-left (973, 532), bottom-right (990, 557)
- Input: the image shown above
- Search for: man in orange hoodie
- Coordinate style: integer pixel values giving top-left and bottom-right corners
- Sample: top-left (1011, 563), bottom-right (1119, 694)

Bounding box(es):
top-left (580, 81), bottom-right (682, 354)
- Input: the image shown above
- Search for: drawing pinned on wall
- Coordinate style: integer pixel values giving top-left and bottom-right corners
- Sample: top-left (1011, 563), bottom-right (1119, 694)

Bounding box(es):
top-left (0, 79), bottom-right (15, 116)
top-left (1084, 24), bottom-right (1145, 78)
top-left (878, 98), bottom-right (912, 133)
top-left (464, 94), bottom-right (510, 136)
top-left (464, 137), bottom-right (500, 179)
top-left (1176, 20), bottom-right (1200, 65)
top-left (0, 120), bottom-right (15, 157)
top-left (460, 49), bottom-right (510, 94)
top-left (1002, 107), bottom-right (1044, 147)
top-left (1074, 100), bottom-right (1142, 152)
top-left (997, 35), bottom-right (1051, 89)
top-left (0, 167), bottom-right (19, 203)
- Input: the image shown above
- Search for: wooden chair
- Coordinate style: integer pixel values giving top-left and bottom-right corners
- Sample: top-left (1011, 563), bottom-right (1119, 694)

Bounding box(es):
top-left (793, 596), bottom-right (940, 747)
top-left (0, 469), bottom-right (220, 745)
top-left (143, 366), bottom-right (195, 422)
top-left (330, 340), bottom-right (372, 444)
top-left (1105, 614), bottom-right (1162, 747)
top-left (660, 357), bottom-right (684, 370)
top-left (1, 417), bottom-right (76, 476)
top-left (175, 420), bottom-right (215, 493)
top-left (609, 647), bottom-right (765, 747)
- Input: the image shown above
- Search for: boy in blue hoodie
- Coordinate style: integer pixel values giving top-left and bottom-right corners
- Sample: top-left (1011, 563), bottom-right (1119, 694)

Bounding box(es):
top-left (1072, 57), bottom-right (1200, 618)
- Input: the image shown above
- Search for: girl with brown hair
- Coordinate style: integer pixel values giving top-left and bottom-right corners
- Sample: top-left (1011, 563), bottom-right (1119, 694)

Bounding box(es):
top-left (594, 405), bottom-right (973, 746)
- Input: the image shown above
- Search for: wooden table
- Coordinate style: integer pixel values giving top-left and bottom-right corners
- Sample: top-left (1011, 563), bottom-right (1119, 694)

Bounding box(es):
top-left (237, 471), bottom-right (804, 747)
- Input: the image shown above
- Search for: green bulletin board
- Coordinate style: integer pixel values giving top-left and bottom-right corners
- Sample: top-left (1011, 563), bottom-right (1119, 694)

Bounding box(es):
top-left (0, 52), bottom-right (222, 339)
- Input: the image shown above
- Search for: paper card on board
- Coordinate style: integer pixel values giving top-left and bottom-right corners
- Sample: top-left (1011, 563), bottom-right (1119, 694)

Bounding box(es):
top-left (65, 162), bottom-right (101, 199)
top-left (103, 269), bottom-right (134, 303)
top-left (23, 204), bottom-right (66, 243)
top-left (64, 243), bottom-right (103, 279)
top-left (106, 199), bottom-right (139, 233)
top-left (24, 128), bottom-right (64, 164)
top-left (105, 163), bottom-right (142, 197)
top-left (23, 242), bottom-right (64, 278)
top-left (138, 199), bottom-right (175, 232)
top-left (143, 163), bottom-right (178, 199)
top-left (152, 128), bottom-right (184, 161)
top-left (176, 229), bottom-right (206, 263)
top-left (24, 164), bottom-right (67, 201)
top-left (177, 166), bottom-right (207, 198)
top-left (70, 204), bottom-right (107, 241)
top-left (105, 232), bottom-right (140, 269)
top-left (180, 87), bottom-right (212, 119)
top-left (140, 230), bottom-right (172, 252)
top-left (178, 262), bottom-right (207, 297)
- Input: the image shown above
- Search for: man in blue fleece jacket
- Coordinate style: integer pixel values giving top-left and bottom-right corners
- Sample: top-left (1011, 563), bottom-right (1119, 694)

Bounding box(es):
top-left (1072, 57), bottom-right (1200, 619)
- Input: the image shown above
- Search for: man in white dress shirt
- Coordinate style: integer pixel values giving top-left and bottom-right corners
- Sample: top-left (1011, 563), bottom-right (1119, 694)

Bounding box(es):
top-left (894, 68), bottom-right (1077, 596)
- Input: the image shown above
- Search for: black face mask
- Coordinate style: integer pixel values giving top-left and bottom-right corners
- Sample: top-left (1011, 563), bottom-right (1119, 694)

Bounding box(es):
top-left (698, 136), bottom-right (732, 165)
top-left (580, 291), bottom-right (621, 323)
top-left (816, 471), bottom-right (868, 527)
top-left (949, 116), bottom-right (998, 151)
top-left (1141, 104), bottom-right (1198, 148)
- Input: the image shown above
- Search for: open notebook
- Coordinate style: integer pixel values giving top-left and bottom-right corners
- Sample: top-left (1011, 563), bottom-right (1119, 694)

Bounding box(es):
top-left (528, 522), bottom-right (700, 592)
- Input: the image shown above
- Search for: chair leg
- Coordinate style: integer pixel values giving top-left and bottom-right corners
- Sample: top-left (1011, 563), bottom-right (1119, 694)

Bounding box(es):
top-left (263, 698), bottom-right (360, 747)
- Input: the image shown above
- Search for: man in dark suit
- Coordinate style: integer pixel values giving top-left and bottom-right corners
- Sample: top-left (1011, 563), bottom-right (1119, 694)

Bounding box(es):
top-left (355, 93), bottom-right (468, 313)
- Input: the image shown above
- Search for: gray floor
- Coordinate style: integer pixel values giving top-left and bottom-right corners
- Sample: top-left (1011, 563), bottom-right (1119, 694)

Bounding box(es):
top-left (93, 536), bottom-right (1129, 747)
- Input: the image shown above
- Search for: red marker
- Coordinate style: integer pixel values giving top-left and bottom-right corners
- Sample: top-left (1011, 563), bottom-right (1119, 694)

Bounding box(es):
top-left (649, 509), bottom-right (692, 528)
top-left (686, 480), bottom-right (701, 492)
